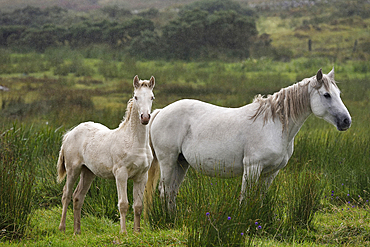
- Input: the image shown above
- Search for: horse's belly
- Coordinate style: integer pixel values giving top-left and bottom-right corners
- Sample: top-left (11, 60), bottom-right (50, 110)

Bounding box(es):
top-left (187, 155), bottom-right (244, 178)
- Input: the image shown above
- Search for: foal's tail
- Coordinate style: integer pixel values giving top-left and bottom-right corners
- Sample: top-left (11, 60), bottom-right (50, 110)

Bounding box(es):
top-left (57, 146), bottom-right (66, 183)
top-left (57, 133), bottom-right (69, 183)
top-left (144, 109), bottom-right (161, 220)
top-left (57, 145), bottom-right (67, 183)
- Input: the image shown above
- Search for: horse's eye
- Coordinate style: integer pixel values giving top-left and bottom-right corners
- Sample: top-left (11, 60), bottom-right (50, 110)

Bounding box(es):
top-left (151, 96), bottom-right (155, 100)
top-left (134, 96), bottom-right (138, 100)
top-left (323, 93), bottom-right (331, 99)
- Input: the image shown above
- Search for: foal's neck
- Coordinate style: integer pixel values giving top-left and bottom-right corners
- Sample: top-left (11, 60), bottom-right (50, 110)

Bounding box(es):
top-left (125, 104), bottom-right (149, 148)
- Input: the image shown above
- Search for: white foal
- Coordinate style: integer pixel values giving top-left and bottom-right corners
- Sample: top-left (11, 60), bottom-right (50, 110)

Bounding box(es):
top-left (57, 75), bottom-right (155, 234)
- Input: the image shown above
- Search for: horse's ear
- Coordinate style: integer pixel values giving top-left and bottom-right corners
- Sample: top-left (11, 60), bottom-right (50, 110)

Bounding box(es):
top-left (133, 75), bottom-right (140, 89)
top-left (149, 76), bottom-right (155, 89)
top-left (316, 68), bottom-right (323, 82)
top-left (327, 67), bottom-right (335, 80)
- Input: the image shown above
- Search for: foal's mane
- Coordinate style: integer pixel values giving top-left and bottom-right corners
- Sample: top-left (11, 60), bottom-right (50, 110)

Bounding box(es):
top-left (119, 98), bottom-right (134, 129)
top-left (250, 75), bottom-right (338, 130)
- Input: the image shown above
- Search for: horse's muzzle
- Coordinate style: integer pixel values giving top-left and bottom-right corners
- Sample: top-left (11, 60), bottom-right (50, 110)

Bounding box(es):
top-left (141, 113), bottom-right (150, 125)
top-left (336, 115), bottom-right (351, 131)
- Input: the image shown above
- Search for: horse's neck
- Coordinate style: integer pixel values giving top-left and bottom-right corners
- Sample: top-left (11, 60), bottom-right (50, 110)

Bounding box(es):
top-left (285, 85), bottom-right (313, 141)
top-left (286, 110), bottom-right (311, 141)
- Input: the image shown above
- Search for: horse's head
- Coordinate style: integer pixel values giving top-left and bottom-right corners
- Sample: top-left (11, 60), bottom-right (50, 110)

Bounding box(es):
top-left (310, 68), bottom-right (351, 131)
top-left (133, 75), bottom-right (155, 125)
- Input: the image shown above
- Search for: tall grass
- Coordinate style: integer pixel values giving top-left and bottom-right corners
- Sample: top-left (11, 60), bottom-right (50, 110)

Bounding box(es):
top-left (293, 127), bottom-right (370, 203)
top-left (0, 124), bottom-right (42, 239)
top-left (147, 164), bottom-right (325, 245)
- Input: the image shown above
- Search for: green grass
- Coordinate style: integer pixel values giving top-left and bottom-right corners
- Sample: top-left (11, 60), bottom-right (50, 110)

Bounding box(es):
top-left (2, 207), bottom-right (186, 246)
top-left (1, 55), bottom-right (370, 245)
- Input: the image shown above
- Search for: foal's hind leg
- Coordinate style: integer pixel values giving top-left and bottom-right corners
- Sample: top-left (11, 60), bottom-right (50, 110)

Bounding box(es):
top-left (59, 165), bottom-right (81, 233)
top-left (72, 166), bottom-right (96, 235)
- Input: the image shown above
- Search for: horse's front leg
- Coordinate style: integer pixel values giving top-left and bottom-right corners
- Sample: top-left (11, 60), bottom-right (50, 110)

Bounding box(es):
top-left (115, 168), bottom-right (129, 234)
top-left (133, 172), bottom-right (148, 232)
top-left (240, 158), bottom-right (263, 203)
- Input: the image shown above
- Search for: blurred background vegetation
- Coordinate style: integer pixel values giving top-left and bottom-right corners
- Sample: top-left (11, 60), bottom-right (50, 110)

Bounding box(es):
top-left (0, 0), bottom-right (369, 60)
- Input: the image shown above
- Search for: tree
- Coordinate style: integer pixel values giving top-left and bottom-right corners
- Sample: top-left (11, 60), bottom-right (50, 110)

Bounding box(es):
top-left (206, 10), bottom-right (257, 50)
top-left (162, 9), bottom-right (208, 60)
top-left (180, 0), bottom-right (255, 17)
top-left (20, 25), bottom-right (67, 52)
top-left (124, 17), bottom-right (155, 38)
top-left (129, 30), bottom-right (162, 59)
top-left (161, 6), bottom-right (258, 60)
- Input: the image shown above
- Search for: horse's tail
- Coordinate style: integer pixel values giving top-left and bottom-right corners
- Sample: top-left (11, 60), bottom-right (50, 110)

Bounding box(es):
top-left (57, 133), bottom-right (69, 183)
top-left (144, 109), bottom-right (161, 220)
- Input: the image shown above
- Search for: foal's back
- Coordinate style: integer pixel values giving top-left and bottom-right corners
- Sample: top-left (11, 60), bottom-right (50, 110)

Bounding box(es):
top-left (63, 121), bottom-right (117, 179)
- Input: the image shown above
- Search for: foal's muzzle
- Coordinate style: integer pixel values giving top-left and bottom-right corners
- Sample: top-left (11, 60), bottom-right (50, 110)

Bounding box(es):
top-left (140, 113), bottom-right (151, 125)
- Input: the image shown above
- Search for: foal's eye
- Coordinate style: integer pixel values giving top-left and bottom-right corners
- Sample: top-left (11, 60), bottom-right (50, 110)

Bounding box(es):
top-left (151, 96), bottom-right (155, 100)
top-left (323, 93), bottom-right (331, 99)
top-left (134, 96), bottom-right (138, 100)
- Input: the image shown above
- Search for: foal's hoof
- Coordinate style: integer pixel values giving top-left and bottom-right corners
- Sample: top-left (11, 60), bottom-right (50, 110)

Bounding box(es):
top-left (58, 225), bottom-right (66, 233)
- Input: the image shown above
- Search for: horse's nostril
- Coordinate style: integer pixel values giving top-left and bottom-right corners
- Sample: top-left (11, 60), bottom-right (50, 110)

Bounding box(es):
top-left (343, 118), bottom-right (350, 125)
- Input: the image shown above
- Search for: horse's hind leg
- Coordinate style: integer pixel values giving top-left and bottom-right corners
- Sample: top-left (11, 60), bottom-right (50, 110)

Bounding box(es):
top-left (72, 166), bottom-right (96, 235)
top-left (59, 164), bottom-right (81, 233)
top-left (159, 153), bottom-right (190, 212)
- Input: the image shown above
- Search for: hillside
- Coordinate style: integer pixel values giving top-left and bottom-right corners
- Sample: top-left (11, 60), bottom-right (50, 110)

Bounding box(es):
top-left (2, 0), bottom-right (201, 11)
top-left (1, 0), bottom-right (276, 11)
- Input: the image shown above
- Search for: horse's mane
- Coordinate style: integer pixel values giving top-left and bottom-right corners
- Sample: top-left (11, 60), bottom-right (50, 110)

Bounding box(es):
top-left (250, 75), bottom-right (338, 130)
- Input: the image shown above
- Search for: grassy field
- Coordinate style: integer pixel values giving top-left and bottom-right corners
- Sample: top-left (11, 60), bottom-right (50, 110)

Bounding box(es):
top-left (1, 54), bottom-right (370, 246)
top-left (1, 2), bottom-right (370, 245)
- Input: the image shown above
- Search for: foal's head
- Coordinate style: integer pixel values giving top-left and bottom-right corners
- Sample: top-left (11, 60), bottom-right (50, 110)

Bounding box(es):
top-left (309, 68), bottom-right (351, 131)
top-left (133, 75), bottom-right (155, 125)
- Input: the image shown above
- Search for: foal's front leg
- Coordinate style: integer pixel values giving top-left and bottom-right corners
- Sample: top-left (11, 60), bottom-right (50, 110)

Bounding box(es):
top-left (115, 168), bottom-right (129, 234)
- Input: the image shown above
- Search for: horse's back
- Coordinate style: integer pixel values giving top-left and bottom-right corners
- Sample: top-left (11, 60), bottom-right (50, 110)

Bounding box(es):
top-left (150, 99), bottom-right (224, 150)
top-left (150, 99), bottom-right (252, 176)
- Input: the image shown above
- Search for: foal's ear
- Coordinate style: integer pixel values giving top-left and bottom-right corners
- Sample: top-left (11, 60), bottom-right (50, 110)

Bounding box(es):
top-left (149, 76), bottom-right (155, 89)
top-left (316, 68), bottom-right (323, 82)
top-left (133, 75), bottom-right (140, 89)
top-left (327, 66), bottom-right (335, 80)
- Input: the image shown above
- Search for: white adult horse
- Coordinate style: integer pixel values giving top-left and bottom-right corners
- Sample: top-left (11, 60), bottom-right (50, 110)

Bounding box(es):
top-left (145, 68), bottom-right (351, 212)
top-left (57, 75), bottom-right (155, 234)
